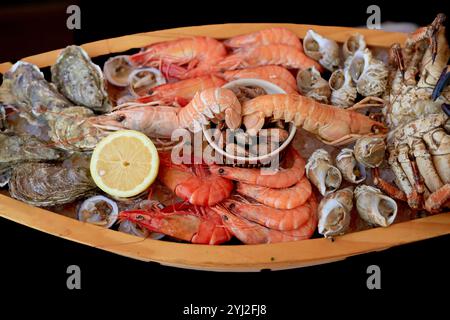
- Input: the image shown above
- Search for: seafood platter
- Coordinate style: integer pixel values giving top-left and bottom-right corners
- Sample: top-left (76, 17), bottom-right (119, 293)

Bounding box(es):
top-left (0, 17), bottom-right (449, 271)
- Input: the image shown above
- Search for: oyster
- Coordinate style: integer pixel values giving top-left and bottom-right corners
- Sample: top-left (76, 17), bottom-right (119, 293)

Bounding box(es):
top-left (51, 45), bottom-right (111, 113)
top-left (306, 149), bottom-right (342, 196)
top-left (303, 30), bottom-right (340, 71)
top-left (343, 33), bottom-right (366, 59)
top-left (296, 66), bottom-right (331, 103)
top-left (348, 49), bottom-right (388, 97)
top-left (9, 162), bottom-right (96, 206)
top-left (318, 187), bottom-right (354, 238)
top-left (0, 62), bottom-right (71, 117)
top-left (78, 195), bottom-right (119, 228)
top-left (336, 148), bottom-right (366, 183)
top-left (354, 136), bottom-right (386, 168)
top-left (0, 132), bottom-right (61, 173)
top-left (46, 106), bottom-right (106, 152)
top-left (354, 185), bottom-right (398, 227)
top-left (329, 69), bottom-right (357, 107)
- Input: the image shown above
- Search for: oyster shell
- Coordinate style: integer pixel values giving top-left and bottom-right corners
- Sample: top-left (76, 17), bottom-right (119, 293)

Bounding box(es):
top-left (329, 69), bottom-right (357, 108)
top-left (354, 185), bottom-right (397, 227)
top-left (51, 45), bottom-right (111, 113)
top-left (78, 195), bottom-right (118, 228)
top-left (0, 132), bottom-right (61, 171)
top-left (343, 33), bottom-right (366, 59)
top-left (303, 30), bottom-right (340, 71)
top-left (354, 137), bottom-right (386, 168)
top-left (306, 149), bottom-right (342, 196)
top-left (296, 66), bottom-right (331, 103)
top-left (348, 49), bottom-right (388, 97)
top-left (318, 187), bottom-right (354, 237)
top-left (46, 106), bottom-right (106, 152)
top-left (9, 162), bottom-right (96, 206)
top-left (0, 62), bottom-right (71, 116)
top-left (336, 148), bottom-right (366, 183)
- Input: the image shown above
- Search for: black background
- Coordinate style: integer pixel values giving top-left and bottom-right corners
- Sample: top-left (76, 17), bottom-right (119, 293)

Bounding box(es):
top-left (1, 0), bottom-right (449, 316)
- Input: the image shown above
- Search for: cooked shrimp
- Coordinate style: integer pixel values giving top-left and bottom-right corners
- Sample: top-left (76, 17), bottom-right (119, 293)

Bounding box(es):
top-left (221, 197), bottom-right (311, 231)
top-left (210, 147), bottom-right (305, 188)
top-left (242, 94), bottom-right (387, 145)
top-left (138, 75), bottom-right (226, 106)
top-left (236, 175), bottom-right (312, 209)
top-left (213, 195), bottom-right (317, 244)
top-left (224, 27), bottom-right (303, 50)
top-left (222, 65), bottom-right (298, 94)
top-left (130, 37), bottom-right (227, 79)
top-left (158, 152), bottom-right (233, 207)
top-left (217, 44), bottom-right (324, 72)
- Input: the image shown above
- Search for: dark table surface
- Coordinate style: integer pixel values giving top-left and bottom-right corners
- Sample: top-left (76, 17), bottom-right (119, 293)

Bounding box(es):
top-left (1, 0), bottom-right (449, 314)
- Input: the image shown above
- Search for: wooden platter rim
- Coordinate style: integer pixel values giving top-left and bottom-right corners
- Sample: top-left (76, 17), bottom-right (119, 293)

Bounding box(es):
top-left (0, 23), bottom-right (447, 272)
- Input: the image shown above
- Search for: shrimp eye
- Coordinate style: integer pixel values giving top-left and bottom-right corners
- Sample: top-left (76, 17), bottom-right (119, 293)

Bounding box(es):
top-left (135, 215), bottom-right (144, 221)
top-left (218, 168), bottom-right (225, 174)
top-left (115, 114), bottom-right (126, 122)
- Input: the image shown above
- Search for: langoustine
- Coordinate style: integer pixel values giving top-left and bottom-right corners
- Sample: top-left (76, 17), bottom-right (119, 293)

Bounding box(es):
top-left (242, 94), bottom-right (387, 145)
top-left (224, 27), bottom-right (303, 50)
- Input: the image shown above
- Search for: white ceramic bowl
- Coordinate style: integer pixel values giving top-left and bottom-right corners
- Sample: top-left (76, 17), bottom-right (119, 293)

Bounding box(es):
top-left (203, 78), bottom-right (296, 166)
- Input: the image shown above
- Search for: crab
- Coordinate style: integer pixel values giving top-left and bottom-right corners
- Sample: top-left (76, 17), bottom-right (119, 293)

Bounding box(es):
top-left (374, 13), bottom-right (450, 213)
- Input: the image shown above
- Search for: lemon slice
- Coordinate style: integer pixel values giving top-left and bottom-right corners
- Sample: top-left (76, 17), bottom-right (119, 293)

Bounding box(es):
top-left (90, 130), bottom-right (159, 198)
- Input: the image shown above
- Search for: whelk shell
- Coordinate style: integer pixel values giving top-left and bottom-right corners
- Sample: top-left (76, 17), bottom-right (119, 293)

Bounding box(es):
top-left (354, 185), bottom-right (397, 227)
top-left (296, 66), bottom-right (331, 103)
top-left (336, 148), bottom-right (366, 184)
top-left (303, 30), bottom-right (340, 71)
top-left (318, 186), bottom-right (354, 238)
top-left (306, 149), bottom-right (342, 196)
top-left (329, 69), bottom-right (357, 107)
top-left (348, 49), bottom-right (388, 97)
top-left (354, 136), bottom-right (386, 168)
top-left (343, 33), bottom-right (366, 59)
top-left (51, 45), bottom-right (111, 113)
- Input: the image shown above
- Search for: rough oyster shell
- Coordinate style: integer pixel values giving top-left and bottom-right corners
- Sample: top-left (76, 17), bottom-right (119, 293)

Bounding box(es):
top-left (329, 69), bottom-right (357, 107)
top-left (354, 136), bottom-right (386, 168)
top-left (303, 30), bottom-right (340, 71)
top-left (348, 49), bottom-right (388, 97)
top-left (336, 148), bottom-right (366, 183)
top-left (0, 62), bottom-right (71, 116)
top-left (51, 45), bottom-right (111, 113)
top-left (318, 186), bottom-right (354, 237)
top-left (46, 106), bottom-right (106, 152)
top-left (306, 149), bottom-right (342, 196)
top-left (9, 162), bottom-right (96, 206)
top-left (0, 132), bottom-right (61, 170)
top-left (354, 185), bottom-right (397, 227)
top-left (296, 66), bottom-right (331, 103)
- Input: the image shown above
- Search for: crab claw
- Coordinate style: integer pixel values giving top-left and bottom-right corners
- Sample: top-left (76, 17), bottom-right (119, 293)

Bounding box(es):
top-left (432, 66), bottom-right (450, 101)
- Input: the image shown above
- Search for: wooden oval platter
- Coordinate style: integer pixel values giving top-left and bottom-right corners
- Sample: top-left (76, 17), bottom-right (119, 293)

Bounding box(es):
top-left (0, 23), bottom-right (449, 271)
